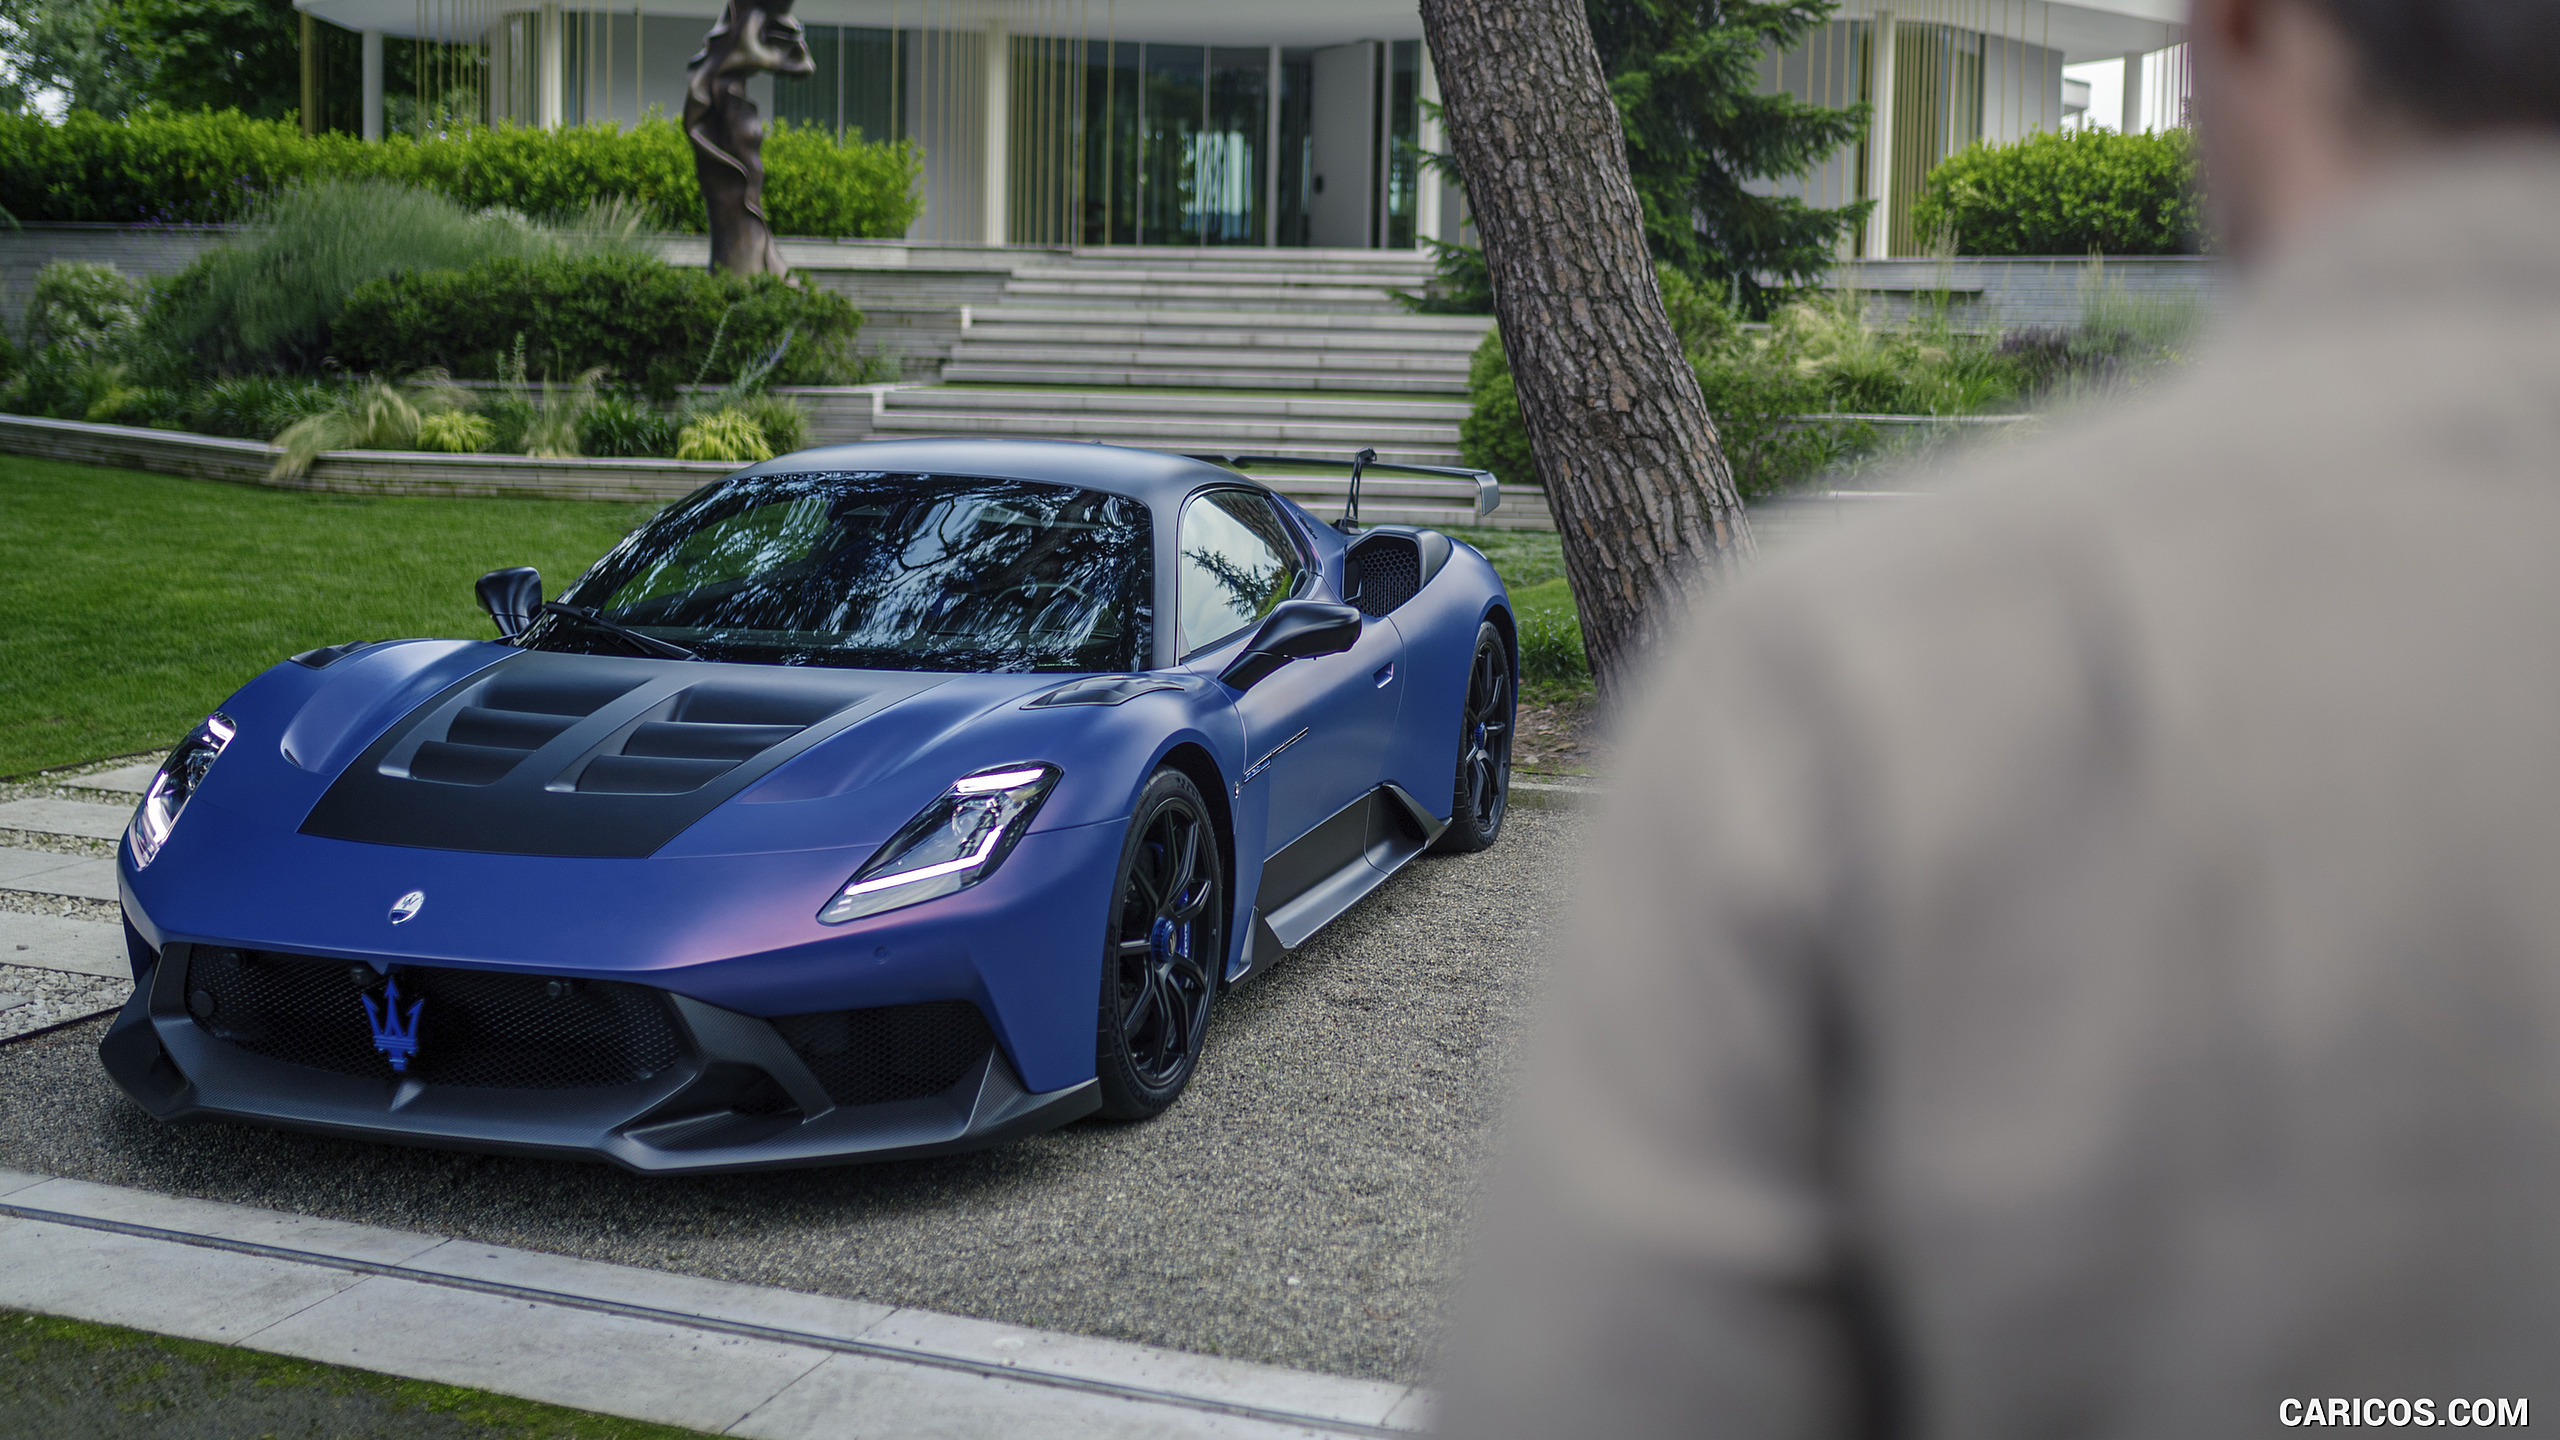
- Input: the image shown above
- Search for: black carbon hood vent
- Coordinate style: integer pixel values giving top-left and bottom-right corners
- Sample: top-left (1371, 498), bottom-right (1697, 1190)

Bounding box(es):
top-left (300, 651), bottom-right (946, 857)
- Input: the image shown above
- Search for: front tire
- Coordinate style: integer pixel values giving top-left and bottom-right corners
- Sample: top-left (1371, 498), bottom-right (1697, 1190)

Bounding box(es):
top-left (1094, 769), bottom-right (1225, 1121)
top-left (1433, 621), bottom-right (1514, 854)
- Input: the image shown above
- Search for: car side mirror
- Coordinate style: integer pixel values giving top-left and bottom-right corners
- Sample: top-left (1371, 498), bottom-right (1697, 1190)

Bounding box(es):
top-left (1217, 601), bottom-right (1363, 691)
top-left (476, 567), bottom-right (542, 640)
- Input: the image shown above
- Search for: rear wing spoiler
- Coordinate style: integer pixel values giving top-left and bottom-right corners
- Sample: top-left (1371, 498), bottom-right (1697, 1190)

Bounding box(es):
top-left (1190, 448), bottom-right (1502, 531)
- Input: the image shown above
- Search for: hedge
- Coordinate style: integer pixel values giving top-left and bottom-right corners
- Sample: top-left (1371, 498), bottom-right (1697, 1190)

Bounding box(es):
top-left (1911, 127), bottom-right (2204, 257)
top-left (0, 109), bottom-right (922, 238)
top-left (333, 252), bottom-right (868, 397)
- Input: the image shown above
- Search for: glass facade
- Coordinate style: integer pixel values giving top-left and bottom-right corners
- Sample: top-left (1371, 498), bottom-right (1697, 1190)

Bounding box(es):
top-left (1060, 38), bottom-right (1413, 247)
top-left (774, 26), bottom-right (906, 144)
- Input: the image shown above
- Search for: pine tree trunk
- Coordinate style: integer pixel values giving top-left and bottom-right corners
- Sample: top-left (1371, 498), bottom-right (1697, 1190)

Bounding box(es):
top-left (1418, 0), bottom-right (1755, 704)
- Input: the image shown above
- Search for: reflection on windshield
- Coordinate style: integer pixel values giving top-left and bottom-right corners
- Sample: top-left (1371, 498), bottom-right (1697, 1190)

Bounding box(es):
top-left (526, 472), bottom-right (1154, 672)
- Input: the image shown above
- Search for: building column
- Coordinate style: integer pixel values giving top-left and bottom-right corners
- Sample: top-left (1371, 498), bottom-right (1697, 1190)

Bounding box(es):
top-left (1265, 45), bottom-right (1282, 248)
top-left (1863, 12), bottom-right (1898, 258)
top-left (2120, 50), bottom-right (2145, 133)
top-left (983, 20), bottom-right (1010, 245)
top-left (361, 30), bottom-right (384, 140)
top-left (538, 1), bottom-right (565, 129)
top-left (300, 13), bottom-right (320, 136)
top-left (1416, 48), bottom-right (1442, 248)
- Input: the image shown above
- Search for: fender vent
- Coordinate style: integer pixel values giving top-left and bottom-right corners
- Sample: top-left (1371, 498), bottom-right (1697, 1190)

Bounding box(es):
top-left (1347, 536), bottom-right (1424, 617)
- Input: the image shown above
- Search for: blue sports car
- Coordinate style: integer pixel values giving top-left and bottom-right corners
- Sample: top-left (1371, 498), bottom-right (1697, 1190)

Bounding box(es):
top-left (101, 439), bottom-right (1518, 1172)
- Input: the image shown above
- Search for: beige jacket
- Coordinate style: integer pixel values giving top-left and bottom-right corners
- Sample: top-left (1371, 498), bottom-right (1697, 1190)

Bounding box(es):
top-left (1441, 146), bottom-right (2560, 1438)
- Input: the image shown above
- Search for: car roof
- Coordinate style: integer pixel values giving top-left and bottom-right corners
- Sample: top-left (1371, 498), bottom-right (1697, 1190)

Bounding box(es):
top-left (741, 439), bottom-right (1266, 513)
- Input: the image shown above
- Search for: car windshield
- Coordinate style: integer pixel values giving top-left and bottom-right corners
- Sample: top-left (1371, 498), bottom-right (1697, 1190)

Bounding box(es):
top-left (532, 472), bottom-right (1154, 672)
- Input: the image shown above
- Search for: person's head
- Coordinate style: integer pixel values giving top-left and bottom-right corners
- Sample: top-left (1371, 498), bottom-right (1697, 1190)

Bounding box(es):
top-left (2193, 0), bottom-right (2560, 259)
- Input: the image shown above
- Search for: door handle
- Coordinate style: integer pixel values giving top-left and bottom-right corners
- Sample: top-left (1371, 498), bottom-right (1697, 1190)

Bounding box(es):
top-left (1373, 662), bottom-right (1396, 688)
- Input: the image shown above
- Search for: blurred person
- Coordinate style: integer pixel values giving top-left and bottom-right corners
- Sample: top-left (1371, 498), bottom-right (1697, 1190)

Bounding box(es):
top-left (1438, 1), bottom-right (2560, 1435)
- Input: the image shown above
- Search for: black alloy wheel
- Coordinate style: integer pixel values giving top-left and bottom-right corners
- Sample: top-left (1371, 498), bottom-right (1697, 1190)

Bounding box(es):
top-left (1094, 768), bottom-right (1225, 1120)
top-left (1433, 621), bottom-right (1514, 854)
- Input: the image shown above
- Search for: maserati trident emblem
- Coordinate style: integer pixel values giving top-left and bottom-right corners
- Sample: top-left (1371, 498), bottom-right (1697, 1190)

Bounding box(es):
top-left (387, 890), bottom-right (424, 924)
top-left (361, 973), bottom-right (424, 1073)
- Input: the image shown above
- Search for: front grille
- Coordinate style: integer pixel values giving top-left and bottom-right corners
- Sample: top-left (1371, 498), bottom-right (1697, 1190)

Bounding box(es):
top-left (185, 948), bottom-right (685, 1090)
top-left (771, 1001), bottom-right (993, 1108)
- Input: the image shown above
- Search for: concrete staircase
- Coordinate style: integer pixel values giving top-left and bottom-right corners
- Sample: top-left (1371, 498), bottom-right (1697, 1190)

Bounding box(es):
top-left (848, 246), bottom-right (1518, 527)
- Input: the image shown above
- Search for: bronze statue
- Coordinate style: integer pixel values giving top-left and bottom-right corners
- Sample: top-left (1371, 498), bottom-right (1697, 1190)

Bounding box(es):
top-left (684, 0), bottom-right (815, 279)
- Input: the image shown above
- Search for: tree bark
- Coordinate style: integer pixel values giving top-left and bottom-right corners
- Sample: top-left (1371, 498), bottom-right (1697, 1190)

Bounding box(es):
top-left (1418, 0), bottom-right (1754, 704)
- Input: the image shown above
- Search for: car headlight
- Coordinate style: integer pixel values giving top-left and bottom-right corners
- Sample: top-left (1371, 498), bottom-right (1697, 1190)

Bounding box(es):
top-left (128, 712), bottom-right (236, 869)
top-left (818, 763), bottom-right (1060, 924)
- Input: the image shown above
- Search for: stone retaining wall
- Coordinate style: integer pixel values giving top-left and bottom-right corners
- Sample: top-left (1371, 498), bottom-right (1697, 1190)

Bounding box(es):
top-left (1830, 255), bottom-right (2227, 328)
top-left (0, 413), bottom-right (733, 501)
top-left (0, 412), bottom-right (1550, 530)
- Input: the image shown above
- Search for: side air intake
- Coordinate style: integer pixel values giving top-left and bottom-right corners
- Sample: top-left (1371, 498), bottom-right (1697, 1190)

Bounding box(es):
top-left (1344, 528), bottom-right (1453, 617)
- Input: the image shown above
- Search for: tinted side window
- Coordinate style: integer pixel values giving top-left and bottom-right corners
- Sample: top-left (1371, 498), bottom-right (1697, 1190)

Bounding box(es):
top-left (1178, 490), bottom-right (1305, 656)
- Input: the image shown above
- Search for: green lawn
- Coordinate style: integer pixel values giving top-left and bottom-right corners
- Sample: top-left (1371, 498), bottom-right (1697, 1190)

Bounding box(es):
top-left (0, 1308), bottom-right (711, 1438)
top-left (0, 457), bottom-right (656, 777)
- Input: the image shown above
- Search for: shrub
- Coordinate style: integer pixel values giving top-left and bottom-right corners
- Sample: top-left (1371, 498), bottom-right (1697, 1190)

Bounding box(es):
top-left (675, 409), bottom-right (774, 463)
top-left (1458, 331), bottom-right (1535, 489)
top-left (24, 262), bottom-right (147, 355)
top-left (0, 110), bottom-right (921, 237)
top-left (733, 392), bottom-right (811, 456)
top-left (1913, 128), bottom-right (2205, 257)
top-left (334, 253), bottom-right (867, 399)
top-left (272, 378), bottom-right (429, 478)
top-left (177, 374), bottom-right (337, 439)
top-left (416, 411), bottom-right (497, 453)
top-left (139, 179), bottom-right (640, 378)
top-left (580, 391), bottom-right (679, 458)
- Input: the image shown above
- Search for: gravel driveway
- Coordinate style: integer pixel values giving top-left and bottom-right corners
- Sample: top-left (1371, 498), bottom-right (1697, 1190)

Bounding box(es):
top-left (0, 807), bottom-right (1582, 1385)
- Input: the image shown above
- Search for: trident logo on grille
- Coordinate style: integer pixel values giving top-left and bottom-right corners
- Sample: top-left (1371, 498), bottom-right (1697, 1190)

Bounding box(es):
top-left (362, 973), bottom-right (424, 1073)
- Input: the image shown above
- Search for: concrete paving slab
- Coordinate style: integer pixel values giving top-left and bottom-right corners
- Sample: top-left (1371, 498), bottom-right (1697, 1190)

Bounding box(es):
top-left (0, 992), bottom-right (24, 1013)
top-left (0, 1168), bottom-right (53, 1198)
top-left (0, 797), bottom-right (131, 840)
top-left (1382, 1389), bottom-right (1440, 1432)
top-left (0, 1178), bottom-right (1439, 1439)
top-left (406, 1238), bottom-right (900, 1343)
top-left (248, 1275), bottom-right (827, 1436)
top-left (74, 762), bottom-right (159, 795)
top-left (0, 850), bottom-right (117, 900)
top-left (0, 848), bottom-right (89, 886)
top-left (862, 1307), bottom-right (1414, 1429)
top-left (10, 1176), bottom-right (448, 1267)
top-left (0, 1212), bottom-right (367, 1344)
top-left (734, 1350), bottom-right (1327, 1440)
top-left (0, 911), bottom-right (129, 978)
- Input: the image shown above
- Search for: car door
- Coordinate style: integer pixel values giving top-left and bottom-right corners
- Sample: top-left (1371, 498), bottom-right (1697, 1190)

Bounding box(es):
top-left (1175, 489), bottom-right (1404, 865)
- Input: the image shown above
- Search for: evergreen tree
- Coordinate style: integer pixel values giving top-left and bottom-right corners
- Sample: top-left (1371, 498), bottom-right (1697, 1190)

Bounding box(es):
top-left (1403, 0), bottom-right (1868, 317)
top-left (1588, 0), bottom-right (1870, 313)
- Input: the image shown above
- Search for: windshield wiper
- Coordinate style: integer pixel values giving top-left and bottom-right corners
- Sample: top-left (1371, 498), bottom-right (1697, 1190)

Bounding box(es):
top-left (534, 602), bottom-right (700, 661)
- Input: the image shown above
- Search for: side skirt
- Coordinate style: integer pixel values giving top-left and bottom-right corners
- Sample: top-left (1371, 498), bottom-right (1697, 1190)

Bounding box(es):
top-left (1232, 784), bottom-right (1448, 984)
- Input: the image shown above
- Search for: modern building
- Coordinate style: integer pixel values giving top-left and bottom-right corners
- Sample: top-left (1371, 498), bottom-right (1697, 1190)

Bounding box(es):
top-left (293, 0), bottom-right (2190, 258)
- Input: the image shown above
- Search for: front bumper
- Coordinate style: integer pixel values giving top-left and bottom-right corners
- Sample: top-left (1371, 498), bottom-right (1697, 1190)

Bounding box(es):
top-left (98, 940), bottom-right (1099, 1174)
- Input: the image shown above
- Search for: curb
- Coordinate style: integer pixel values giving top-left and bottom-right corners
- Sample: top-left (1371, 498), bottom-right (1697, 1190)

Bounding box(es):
top-left (0, 1172), bottom-right (1434, 1438)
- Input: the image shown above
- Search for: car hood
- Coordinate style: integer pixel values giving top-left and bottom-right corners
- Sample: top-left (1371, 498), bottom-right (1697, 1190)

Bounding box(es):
top-left (268, 643), bottom-right (1128, 861)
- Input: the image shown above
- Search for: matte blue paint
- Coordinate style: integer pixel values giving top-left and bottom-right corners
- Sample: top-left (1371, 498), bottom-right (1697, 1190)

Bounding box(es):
top-left (110, 440), bottom-right (1511, 1164)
